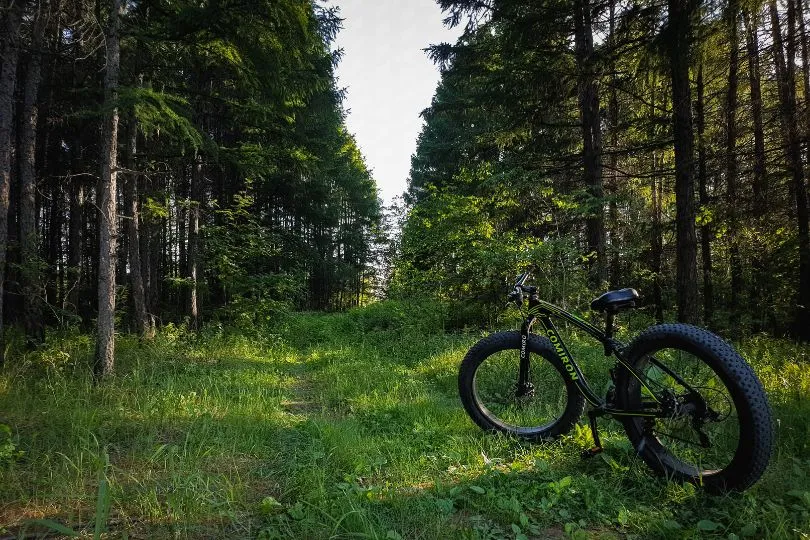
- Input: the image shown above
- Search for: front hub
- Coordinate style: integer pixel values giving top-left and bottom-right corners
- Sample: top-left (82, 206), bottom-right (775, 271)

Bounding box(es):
top-left (515, 382), bottom-right (535, 399)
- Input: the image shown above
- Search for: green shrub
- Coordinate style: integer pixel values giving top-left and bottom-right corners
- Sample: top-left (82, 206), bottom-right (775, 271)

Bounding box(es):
top-left (0, 424), bottom-right (22, 466)
top-left (390, 192), bottom-right (591, 327)
top-left (345, 300), bottom-right (448, 334)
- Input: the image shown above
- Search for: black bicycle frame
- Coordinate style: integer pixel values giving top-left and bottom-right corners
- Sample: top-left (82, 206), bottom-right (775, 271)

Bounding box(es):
top-left (518, 295), bottom-right (663, 418)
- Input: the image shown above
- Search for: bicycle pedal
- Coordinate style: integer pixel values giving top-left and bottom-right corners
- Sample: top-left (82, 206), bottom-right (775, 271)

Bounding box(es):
top-left (581, 446), bottom-right (603, 459)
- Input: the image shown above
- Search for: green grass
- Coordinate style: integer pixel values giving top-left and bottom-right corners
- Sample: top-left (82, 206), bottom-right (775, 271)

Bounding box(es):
top-left (0, 306), bottom-right (809, 539)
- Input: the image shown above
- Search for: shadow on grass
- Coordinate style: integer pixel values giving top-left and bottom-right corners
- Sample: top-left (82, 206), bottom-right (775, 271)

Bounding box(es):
top-left (2, 323), bottom-right (809, 539)
top-left (1, 410), bottom-right (316, 538)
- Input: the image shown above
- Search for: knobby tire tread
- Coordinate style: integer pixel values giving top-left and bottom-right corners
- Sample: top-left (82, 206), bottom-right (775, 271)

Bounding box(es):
top-left (458, 331), bottom-right (585, 441)
top-left (617, 323), bottom-right (773, 492)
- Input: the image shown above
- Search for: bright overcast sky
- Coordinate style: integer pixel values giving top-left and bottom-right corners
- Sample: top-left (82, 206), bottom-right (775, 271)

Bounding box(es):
top-left (333, 0), bottom-right (462, 205)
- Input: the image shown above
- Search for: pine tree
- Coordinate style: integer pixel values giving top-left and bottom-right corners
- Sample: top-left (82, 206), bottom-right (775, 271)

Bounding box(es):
top-left (95, 0), bottom-right (123, 379)
top-left (0, 1), bottom-right (24, 363)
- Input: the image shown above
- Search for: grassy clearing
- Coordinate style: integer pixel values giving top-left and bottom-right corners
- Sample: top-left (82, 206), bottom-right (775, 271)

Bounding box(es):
top-left (0, 303), bottom-right (809, 538)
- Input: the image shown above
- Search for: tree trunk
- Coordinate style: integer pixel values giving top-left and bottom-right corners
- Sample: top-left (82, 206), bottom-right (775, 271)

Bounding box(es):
top-left (140, 202), bottom-right (151, 313)
top-left (696, 63), bottom-right (713, 328)
top-left (607, 0), bottom-right (622, 288)
top-left (744, 13), bottom-right (768, 216)
top-left (574, 0), bottom-right (606, 287)
top-left (725, 0), bottom-right (742, 335)
top-left (744, 9), bottom-right (768, 331)
top-left (798, 0), bottom-right (810, 183)
top-left (95, 0), bottom-right (123, 379)
top-left (46, 180), bottom-right (61, 316)
top-left (648, 72), bottom-right (664, 323)
top-left (149, 206), bottom-right (161, 316)
top-left (187, 154), bottom-right (202, 330)
top-left (667, 0), bottom-right (700, 324)
top-left (0, 2), bottom-right (23, 364)
top-left (68, 180), bottom-right (83, 315)
top-left (770, 0), bottom-right (810, 340)
top-left (125, 116), bottom-right (152, 337)
top-left (178, 168), bottom-right (187, 314)
top-left (20, 1), bottom-right (49, 344)
top-left (652, 171), bottom-right (665, 324)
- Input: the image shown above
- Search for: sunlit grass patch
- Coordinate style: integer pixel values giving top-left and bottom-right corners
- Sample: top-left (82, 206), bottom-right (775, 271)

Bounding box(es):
top-left (1, 309), bottom-right (809, 538)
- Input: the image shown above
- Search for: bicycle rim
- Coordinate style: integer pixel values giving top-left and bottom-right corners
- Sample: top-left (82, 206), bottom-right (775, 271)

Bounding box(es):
top-left (471, 348), bottom-right (569, 435)
top-left (629, 346), bottom-right (741, 477)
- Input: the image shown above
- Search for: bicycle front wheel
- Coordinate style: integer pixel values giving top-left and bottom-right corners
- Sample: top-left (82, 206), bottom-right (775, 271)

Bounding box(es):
top-left (458, 331), bottom-right (585, 441)
top-left (616, 324), bottom-right (773, 492)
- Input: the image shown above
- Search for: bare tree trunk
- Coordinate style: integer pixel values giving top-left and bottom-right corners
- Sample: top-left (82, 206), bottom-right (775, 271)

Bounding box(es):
top-left (574, 0), bottom-right (606, 287)
top-left (797, 0), bottom-right (810, 335)
top-left (20, 0), bottom-right (49, 344)
top-left (726, 0), bottom-right (742, 335)
top-left (696, 63), bottom-right (713, 328)
top-left (668, 0), bottom-right (700, 324)
top-left (648, 73), bottom-right (665, 323)
top-left (125, 116), bottom-right (152, 337)
top-left (95, 0), bottom-right (123, 379)
top-left (177, 169), bottom-right (187, 314)
top-left (745, 9), bottom-right (768, 331)
top-left (140, 143), bottom-right (156, 317)
top-left (46, 179), bottom-right (61, 314)
top-left (744, 12), bottom-right (768, 216)
top-left (798, 0), bottom-right (810, 174)
top-left (140, 201), bottom-right (151, 312)
top-left (770, 0), bottom-right (810, 340)
top-left (0, 2), bottom-right (23, 364)
top-left (607, 0), bottom-right (622, 288)
top-left (149, 208), bottom-right (161, 316)
top-left (67, 180), bottom-right (83, 315)
top-left (187, 154), bottom-right (202, 330)
top-left (652, 173), bottom-right (665, 324)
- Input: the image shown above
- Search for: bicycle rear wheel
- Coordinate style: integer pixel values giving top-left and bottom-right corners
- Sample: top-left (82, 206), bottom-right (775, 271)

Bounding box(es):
top-left (458, 331), bottom-right (585, 440)
top-left (616, 324), bottom-right (773, 492)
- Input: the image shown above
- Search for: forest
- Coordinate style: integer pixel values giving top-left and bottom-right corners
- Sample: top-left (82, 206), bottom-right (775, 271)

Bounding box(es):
top-left (0, 0), bottom-right (382, 376)
top-left (0, 0), bottom-right (809, 538)
top-left (398, 0), bottom-right (810, 339)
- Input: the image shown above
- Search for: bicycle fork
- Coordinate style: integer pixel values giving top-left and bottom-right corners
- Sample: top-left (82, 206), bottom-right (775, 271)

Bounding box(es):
top-left (519, 314), bottom-right (603, 458)
top-left (516, 318), bottom-right (534, 397)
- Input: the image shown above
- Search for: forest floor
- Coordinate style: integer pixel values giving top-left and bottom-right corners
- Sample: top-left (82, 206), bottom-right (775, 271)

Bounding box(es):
top-left (0, 303), bottom-right (809, 539)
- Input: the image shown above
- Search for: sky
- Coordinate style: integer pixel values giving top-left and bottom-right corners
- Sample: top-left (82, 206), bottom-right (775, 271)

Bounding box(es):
top-left (333, 0), bottom-right (462, 205)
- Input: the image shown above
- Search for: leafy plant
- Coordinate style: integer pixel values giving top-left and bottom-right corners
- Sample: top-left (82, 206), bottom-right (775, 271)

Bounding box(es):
top-left (0, 424), bottom-right (22, 466)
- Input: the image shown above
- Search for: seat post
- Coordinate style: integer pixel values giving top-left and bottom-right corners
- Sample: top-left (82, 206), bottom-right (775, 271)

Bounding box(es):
top-left (603, 312), bottom-right (615, 356)
top-left (605, 312), bottom-right (615, 339)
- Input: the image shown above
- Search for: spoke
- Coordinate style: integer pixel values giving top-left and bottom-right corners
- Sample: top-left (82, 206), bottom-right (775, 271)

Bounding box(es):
top-left (648, 355), bottom-right (702, 395)
top-left (653, 427), bottom-right (708, 448)
top-left (634, 346), bottom-right (740, 474)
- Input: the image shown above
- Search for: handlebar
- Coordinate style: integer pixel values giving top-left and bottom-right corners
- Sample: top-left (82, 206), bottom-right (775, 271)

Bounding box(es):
top-left (509, 270), bottom-right (537, 306)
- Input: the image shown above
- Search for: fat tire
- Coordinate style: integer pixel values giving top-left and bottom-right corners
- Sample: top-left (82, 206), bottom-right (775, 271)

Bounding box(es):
top-left (458, 331), bottom-right (585, 441)
top-left (616, 323), bottom-right (773, 492)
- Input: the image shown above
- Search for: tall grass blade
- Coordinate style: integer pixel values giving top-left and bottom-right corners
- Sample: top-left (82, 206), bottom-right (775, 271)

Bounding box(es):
top-left (24, 519), bottom-right (78, 537)
top-left (94, 448), bottom-right (111, 540)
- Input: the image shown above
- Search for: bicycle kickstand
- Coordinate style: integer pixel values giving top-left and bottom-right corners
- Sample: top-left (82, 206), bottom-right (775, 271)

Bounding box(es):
top-left (581, 409), bottom-right (604, 459)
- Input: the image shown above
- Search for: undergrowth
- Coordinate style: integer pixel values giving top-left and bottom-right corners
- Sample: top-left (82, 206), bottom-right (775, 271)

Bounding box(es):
top-left (0, 303), bottom-right (808, 538)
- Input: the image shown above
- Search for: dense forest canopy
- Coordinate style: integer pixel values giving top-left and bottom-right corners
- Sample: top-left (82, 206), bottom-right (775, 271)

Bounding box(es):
top-left (2, 0), bottom-right (810, 380)
top-left (0, 0), bottom-right (382, 375)
top-left (394, 0), bottom-right (810, 341)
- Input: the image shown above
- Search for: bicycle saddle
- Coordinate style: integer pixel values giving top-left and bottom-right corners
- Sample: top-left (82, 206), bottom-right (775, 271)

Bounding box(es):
top-left (590, 288), bottom-right (639, 313)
